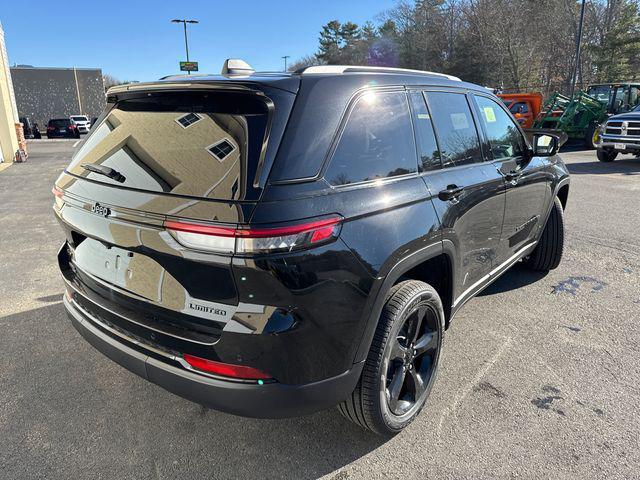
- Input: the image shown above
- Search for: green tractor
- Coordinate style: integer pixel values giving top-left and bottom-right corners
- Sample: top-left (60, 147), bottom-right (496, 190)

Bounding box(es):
top-left (533, 83), bottom-right (640, 148)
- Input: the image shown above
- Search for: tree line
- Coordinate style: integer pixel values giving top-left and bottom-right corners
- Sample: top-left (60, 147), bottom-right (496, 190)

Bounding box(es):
top-left (290, 0), bottom-right (640, 96)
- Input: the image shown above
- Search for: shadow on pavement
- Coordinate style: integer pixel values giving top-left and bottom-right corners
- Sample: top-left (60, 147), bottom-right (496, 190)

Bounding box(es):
top-left (478, 264), bottom-right (548, 296)
top-left (36, 293), bottom-right (64, 303)
top-left (559, 142), bottom-right (591, 153)
top-left (0, 303), bottom-right (386, 480)
top-left (567, 157), bottom-right (640, 175)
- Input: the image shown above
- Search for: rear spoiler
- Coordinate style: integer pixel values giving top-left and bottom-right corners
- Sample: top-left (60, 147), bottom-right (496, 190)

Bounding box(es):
top-left (523, 128), bottom-right (568, 147)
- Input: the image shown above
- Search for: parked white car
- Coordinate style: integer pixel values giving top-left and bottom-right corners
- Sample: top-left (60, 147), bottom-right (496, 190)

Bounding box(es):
top-left (70, 115), bottom-right (91, 134)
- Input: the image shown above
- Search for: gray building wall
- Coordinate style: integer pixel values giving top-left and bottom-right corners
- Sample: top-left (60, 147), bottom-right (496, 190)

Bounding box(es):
top-left (10, 67), bottom-right (106, 127)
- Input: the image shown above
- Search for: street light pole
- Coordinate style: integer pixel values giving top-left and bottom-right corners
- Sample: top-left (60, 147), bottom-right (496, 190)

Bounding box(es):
top-left (569, 0), bottom-right (586, 98)
top-left (183, 22), bottom-right (190, 62)
top-left (171, 19), bottom-right (199, 74)
top-left (282, 55), bottom-right (290, 72)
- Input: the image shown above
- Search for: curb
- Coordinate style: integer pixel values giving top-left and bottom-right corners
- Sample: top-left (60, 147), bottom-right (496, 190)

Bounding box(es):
top-left (0, 163), bottom-right (12, 173)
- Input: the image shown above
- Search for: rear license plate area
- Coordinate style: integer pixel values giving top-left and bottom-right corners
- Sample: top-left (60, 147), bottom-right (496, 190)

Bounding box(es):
top-left (73, 238), bottom-right (163, 302)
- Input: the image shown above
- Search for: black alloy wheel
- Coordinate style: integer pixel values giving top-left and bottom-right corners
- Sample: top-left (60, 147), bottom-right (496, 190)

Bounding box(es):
top-left (338, 280), bottom-right (444, 435)
top-left (384, 304), bottom-right (439, 416)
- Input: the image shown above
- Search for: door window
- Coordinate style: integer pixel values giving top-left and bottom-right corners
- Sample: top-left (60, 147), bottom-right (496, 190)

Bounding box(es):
top-left (325, 91), bottom-right (417, 186)
top-left (425, 92), bottom-right (482, 167)
top-left (474, 95), bottom-right (526, 160)
top-left (509, 102), bottom-right (529, 114)
top-left (628, 86), bottom-right (639, 111)
top-left (408, 92), bottom-right (441, 172)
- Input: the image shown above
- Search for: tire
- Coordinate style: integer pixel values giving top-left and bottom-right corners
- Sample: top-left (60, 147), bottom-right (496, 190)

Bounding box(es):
top-left (585, 122), bottom-right (598, 149)
top-left (338, 280), bottom-right (445, 435)
top-left (526, 196), bottom-right (564, 271)
top-left (597, 148), bottom-right (617, 162)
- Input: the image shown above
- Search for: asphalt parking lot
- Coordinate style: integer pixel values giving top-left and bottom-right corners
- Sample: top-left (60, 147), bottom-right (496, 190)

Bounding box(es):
top-left (1, 140), bottom-right (639, 479)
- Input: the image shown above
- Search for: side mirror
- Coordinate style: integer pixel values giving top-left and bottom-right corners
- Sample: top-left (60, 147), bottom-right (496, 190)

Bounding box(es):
top-left (532, 133), bottom-right (559, 156)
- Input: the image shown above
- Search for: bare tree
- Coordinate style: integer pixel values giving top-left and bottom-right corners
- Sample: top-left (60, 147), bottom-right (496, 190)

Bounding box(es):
top-left (302, 0), bottom-right (640, 96)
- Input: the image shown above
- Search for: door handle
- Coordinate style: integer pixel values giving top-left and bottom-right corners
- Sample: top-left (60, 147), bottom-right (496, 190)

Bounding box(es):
top-left (438, 185), bottom-right (465, 201)
top-left (503, 170), bottom-right (522, 182)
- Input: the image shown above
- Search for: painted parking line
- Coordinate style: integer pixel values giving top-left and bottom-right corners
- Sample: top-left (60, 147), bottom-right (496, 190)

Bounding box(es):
top-left (73, 140), bottom-right (81, 148)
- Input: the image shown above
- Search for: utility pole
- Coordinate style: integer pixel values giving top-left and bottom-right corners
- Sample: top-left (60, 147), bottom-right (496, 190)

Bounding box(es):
top-left (282, 55), bottom-right (290, 72)
top-left (569, 0), bottom-right (586, 98)
top-left (171, 19), bottom-right (199, 74)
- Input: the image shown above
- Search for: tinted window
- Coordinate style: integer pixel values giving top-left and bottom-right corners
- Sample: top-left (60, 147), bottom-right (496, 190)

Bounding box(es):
top-left (474, 95), bottom-right (525, 160)
top-left (409, 92), bottom-right (441, 172)
top-left (425, 92), bottom-right (481, 167)
top-left (326, 91), bottom-right (417, 186)
top-left (66, 92), bottom-right (269, 201)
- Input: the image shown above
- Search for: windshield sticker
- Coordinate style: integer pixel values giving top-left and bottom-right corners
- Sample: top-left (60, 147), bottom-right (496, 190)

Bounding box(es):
top-left (483, 107), bottom-right (497, 123)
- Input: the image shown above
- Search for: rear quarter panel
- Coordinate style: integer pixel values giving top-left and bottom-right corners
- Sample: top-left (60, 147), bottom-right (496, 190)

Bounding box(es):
top-left (253, 175), bottom-right (442, 374)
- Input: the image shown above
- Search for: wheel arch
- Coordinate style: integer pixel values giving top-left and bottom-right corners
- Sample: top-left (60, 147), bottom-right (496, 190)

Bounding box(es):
top-left (533, 177), bottom-right (569, 248)
top-left (557, 182), bottom-right (569, 210)
top-left (353, 240), bottom-right (455, 364)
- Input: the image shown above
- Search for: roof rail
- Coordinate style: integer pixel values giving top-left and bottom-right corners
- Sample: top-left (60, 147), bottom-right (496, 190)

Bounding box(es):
top-left (158, 73), bottom-right (210, 80)
top-left (298, 65), bottom-right (461, 81)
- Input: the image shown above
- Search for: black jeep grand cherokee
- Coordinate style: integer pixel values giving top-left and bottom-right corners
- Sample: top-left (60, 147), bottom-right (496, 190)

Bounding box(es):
top-left (53, 62), bottom-right (569, 435)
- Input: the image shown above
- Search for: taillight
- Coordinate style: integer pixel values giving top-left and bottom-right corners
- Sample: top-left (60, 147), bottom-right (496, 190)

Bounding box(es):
top-left (183, 354), bottom-right (271, 381)
top-left (47, 126), bottom-right (54, 131)
top-left (164, 215), bottom-right (342, 255)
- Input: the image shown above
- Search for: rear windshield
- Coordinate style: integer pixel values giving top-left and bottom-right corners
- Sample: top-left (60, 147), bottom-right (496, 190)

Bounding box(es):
top-left (66, 91), bottom-right (270, 201)
top-left (51, 119), bottom-right (71, 127)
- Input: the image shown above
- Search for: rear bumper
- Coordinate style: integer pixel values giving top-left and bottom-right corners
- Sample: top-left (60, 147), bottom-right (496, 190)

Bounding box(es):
top-left (64, 295), bottom-right (363, 418)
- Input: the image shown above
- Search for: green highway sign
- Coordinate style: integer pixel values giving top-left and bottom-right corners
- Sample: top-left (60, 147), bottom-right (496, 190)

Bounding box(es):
top-left (180, 61), bottom-right (199, 72)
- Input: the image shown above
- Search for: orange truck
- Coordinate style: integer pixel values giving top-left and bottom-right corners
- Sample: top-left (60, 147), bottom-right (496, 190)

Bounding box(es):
top-left (498, 93), bottom-right (543, 129)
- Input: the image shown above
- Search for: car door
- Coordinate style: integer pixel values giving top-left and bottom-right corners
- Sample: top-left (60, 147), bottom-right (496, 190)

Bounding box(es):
top-left (472, 94), bottom-right (549, 265)
top-left (412, 90), bottom-right (505, 307)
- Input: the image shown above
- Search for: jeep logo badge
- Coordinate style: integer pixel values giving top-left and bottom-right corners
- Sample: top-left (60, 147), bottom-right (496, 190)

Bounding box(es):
top-left (91, 203), bottom-right (110, 218)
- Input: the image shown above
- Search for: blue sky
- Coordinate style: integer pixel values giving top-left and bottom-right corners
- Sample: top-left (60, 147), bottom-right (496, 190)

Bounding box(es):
top-left (2, 0), bottom-right (398, 81)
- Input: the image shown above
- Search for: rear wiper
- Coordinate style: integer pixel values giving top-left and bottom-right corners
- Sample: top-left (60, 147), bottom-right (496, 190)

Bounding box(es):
top-left (81, 164), bottom-right (126, 183)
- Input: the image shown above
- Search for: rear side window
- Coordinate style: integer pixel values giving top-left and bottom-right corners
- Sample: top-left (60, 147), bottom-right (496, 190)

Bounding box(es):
top-left (325, 91), bottom-right (417, 186)
top-left (425, 92), bottom-right (481, 167)
top-left (474, 95), bottom-right (525, 160)
top-left (408, 92), bottom-right (441, 172)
